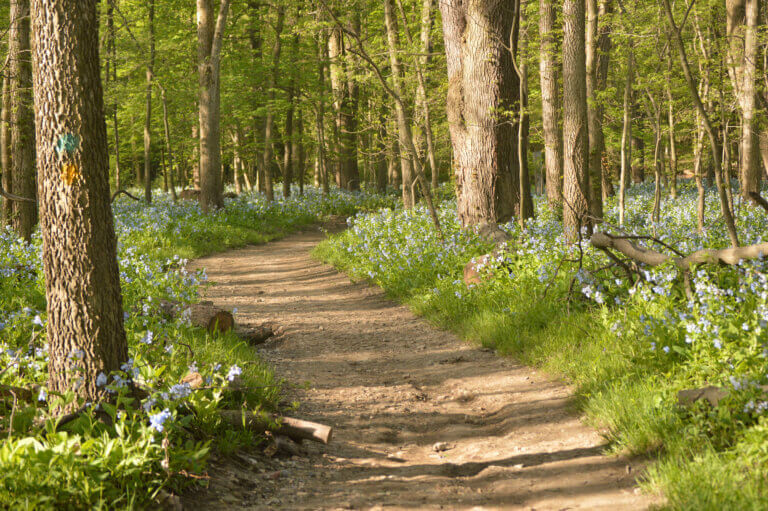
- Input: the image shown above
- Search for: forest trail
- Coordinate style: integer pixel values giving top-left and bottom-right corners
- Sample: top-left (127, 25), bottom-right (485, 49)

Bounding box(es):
top-left (186, 225), bottom-right (657, 511)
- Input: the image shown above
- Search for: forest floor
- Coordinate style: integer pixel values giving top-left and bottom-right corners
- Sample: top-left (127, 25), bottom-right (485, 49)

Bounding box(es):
top-left (184, 223), bottom-right (659, 510)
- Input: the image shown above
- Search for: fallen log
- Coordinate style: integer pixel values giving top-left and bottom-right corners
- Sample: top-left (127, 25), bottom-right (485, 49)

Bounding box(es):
top-left (219, 410), bottom-right (333, 445)
top-left (591, 232), bottom-right (768, 270)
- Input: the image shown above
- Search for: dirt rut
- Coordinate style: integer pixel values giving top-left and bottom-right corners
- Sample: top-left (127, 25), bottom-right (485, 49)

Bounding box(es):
top-left (186, 226), bottom-right (657, 510)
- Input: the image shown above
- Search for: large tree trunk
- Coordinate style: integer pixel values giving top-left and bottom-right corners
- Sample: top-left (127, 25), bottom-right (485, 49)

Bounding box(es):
top-left (383, 0), bottom-right (415, 209)
top-left (586, 0), bottom-right (612, 222)
top-left (439, 0), bottom-right (519, 226)
top-left (539, 0), bottom-right (562, 210)
top-left (562, 0), bottom-right (591, 242)
top-left (197, 0), bottom-right (231, 212)
top-left (727, 0), bottom-right (760, 199)
top-left (143, 0), bottom-right (155, 203)
top-left (1, 70), bottom-right (11, 225)
top-left (10, 0), bottom-right (37, 241)
top-left (665, 46), bottom-right (678, 199)
top-left (31, 0), bottom-right (128, 402)
top-left (262, 5), bottom-right (284, 201)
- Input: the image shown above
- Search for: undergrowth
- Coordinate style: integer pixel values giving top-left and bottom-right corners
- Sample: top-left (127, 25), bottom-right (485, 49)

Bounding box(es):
top-left (0, 186), bottom-right (397, 509)
top-left (315, 182), bottom-right (768, 510)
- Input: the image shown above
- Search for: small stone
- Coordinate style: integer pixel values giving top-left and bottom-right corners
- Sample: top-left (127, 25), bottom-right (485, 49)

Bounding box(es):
top-left (433, 442), bottom-right (452, 452)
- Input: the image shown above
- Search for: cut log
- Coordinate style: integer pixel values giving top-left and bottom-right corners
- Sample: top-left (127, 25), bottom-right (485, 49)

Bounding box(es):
top-left (220, 410), bottom-right (333, 444)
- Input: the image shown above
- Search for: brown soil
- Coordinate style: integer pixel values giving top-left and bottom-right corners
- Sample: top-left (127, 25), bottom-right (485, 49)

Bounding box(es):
top-left (185, 225), bottom-right (659, 510)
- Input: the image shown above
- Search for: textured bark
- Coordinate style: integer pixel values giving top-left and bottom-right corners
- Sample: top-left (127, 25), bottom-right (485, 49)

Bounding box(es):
top-left (1, 63), bottom-right (12, 225)
top-left (143, 0), bottom-right (155, 203)
top-left (726, 0), bottom-right (760, 199)
top-left (586, 0), bottom-right (612, 222)
top-left (30, 0), bottom-right (128, 401)
top-left (562, 0), bottom-right (590, 242)
top-left (539, 0), bottom-right (562, 209)
top-left (197, 0), bottom-right (231, 212)
top-left (383, 0), bottom-right (415, 208)
top-left (440, 0), bottom-right (519, 226)
top-left (10, 0), bottom-right (37, 240)
top-left (262, 5), bottom-right (284, 201)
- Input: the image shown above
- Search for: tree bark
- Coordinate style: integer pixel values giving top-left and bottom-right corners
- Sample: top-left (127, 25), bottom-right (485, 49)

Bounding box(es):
top-left (439, 0), bottom-right (519, 226)
top-left (512, 0), bottom-right (533, 224)
top-left (619, 49), bottom-right (633, 226)
top-left (262, 5), bottom-right (284, 201)
top-left (665, 46), bottom-right (678, 199)
top-left (31, 0), bottom-right (128, 402)
top-left (10, 0), bottom-right (37, 240)
top-left (1, 69), bottom-right (11, 225)
top-left (562, 0), bottom-right (591, 242)
top-left (586, 0), bottom-right (612, 222)
top-left (160, 87), bottom-right (178, 201)
top-left (108, 0), bottom-right (121, 192)
top-left (726, 0), bottom-right (760, 199)
top-left (539, 0), bottom-right (562, 210)
top-left (197, 0), bottom-right (231, 212)
top-left (383, 0), bottom-right (415, 209)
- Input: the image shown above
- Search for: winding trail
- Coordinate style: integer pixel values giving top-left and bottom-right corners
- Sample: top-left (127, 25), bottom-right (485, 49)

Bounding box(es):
top-left (186, 225), bottom-right (657, 510)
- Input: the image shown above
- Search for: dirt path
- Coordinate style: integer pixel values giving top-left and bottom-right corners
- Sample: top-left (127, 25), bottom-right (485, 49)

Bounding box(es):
top-left (186, 226), bottom-right (657, 510)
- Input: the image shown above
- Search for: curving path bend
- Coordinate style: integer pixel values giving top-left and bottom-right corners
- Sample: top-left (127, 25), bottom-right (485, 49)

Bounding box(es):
top-left (185, 224), bottom-right (657, 511)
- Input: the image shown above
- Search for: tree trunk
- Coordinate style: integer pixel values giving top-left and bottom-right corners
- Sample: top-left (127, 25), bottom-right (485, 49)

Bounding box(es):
top-left (586, 0), bottom-right (612, 222)
top-left (562, 0), bottom-right (590, 242)
top-left (143, 0), bottom-right (154, 203)
top-left (1, 70), bottom-right (11, 225)
top-left (31, 0), bottom-right (129, 403)
top-left (10, 0), bottom-right (37, 240)
top-left (663, 0), bottom-right (740, 247)
top-left (512, 0), bottom-right (533, 225)
top-left (619, 50), bottom-right (633, 226)
top-left (727, 0), bottom-right (760, 199)
top-left (439, 0), bottom-right (519, 226)
top-left (197, 0), bottom-right (231, 212)
top-left (160, 87), bottom-right (178, 201)
top-left (539, 0), bottom-right (562, 210)
top-left (383, 0), bottom-right (416, 209)
top-left (294, 113), bottom-right (305, 195)
top-left (262, 5), bottom-right (284, 201)
top-left (666, 51), bottom-right (678, 199)
top-left (282, 28), bottom-right (299, 198)
top-left (107, 1), bottom-right (120, 192)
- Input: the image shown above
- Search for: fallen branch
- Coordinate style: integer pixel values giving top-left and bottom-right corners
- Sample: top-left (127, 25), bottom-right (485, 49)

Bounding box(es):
top-left (748, 191), bottom-right (768, 214)
top-left (591, 232), bottom-right (768, 270)
top-left (111, 189), bottom-right (142, 203)
top-left (219, 410), bottom-right (333, 445)
top-left (677, 385), bottom-right (768, 407)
